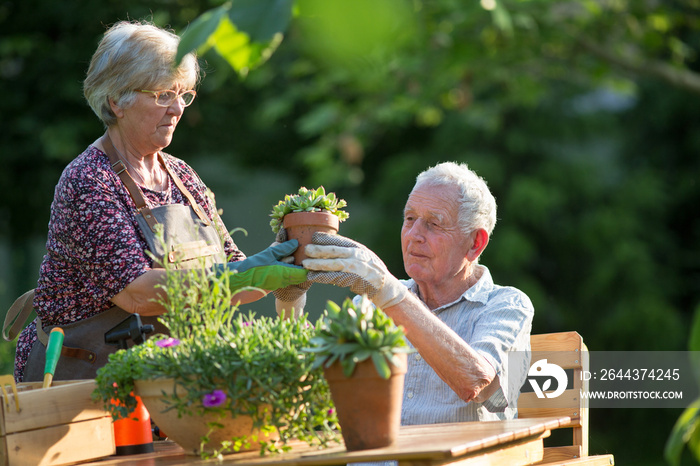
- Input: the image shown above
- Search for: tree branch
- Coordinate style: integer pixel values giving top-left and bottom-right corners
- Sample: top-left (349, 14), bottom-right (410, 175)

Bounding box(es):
top-left (577, 36), bottom-right (700, 95)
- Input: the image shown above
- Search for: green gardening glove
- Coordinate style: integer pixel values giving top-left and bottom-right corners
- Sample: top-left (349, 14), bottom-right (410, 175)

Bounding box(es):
top-left (215, 240), bottom-right (308, 291)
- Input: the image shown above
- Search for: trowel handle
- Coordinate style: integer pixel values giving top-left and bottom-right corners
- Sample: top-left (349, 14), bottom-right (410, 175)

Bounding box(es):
top-left (43, 328), bottom-right (64, 388)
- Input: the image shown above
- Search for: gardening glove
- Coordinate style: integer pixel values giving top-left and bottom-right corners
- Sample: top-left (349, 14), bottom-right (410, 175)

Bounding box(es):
top-left (272, 227), bottom-right (313, 304)
top-left (303, 232), bottom-right (408, 309)
top-left (214, 240), bottom-right (308, 291)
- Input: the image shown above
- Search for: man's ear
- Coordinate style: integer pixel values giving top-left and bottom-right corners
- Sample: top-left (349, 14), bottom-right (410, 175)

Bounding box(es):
top-left (109, 98), bottom-right (124, 119)
top-left (466, 228), bottom-right (489, 262)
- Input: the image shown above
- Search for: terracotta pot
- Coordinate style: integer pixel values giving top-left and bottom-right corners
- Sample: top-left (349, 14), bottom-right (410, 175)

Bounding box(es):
top-left (283, 211), bottom-right (340, 265)
top-left (323, 353), bottom-right (407, 451)
top-left (134, 378), bottom-right (278, 456)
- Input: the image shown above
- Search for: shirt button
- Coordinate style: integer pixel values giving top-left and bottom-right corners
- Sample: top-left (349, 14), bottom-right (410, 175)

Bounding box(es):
top-left (414, 354), bottom-right (422, 361)
top-left (407, 391), bottom-right (413, 399)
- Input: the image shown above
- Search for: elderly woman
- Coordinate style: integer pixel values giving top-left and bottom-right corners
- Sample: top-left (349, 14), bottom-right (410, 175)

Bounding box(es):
top-left (8, 21), bottom-right (305, 382)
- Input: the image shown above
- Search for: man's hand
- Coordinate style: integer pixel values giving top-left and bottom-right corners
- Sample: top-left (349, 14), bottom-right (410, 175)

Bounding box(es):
top-left (303, 232), bottom-right (407, 309)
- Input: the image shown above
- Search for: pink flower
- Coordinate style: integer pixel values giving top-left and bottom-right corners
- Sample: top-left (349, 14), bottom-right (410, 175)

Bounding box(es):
top-left (156, 338), bottom-right (181, 348)
top-left (202, 390), bottom-right (227, 408)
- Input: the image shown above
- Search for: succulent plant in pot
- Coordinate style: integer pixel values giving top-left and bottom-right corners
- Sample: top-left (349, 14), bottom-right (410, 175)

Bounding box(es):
top-left (270, 186), bottom-right (349, 265)
top-left (92, 247), bottom-right (340, 458)
top-left (304, 296), bottom-right (413, 451)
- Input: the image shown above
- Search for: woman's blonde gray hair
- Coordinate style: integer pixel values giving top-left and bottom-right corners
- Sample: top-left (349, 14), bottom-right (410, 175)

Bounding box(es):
top-left (413, 161), bottom-right (497, 237)
top-left (83, 20), bottom-right (200, 127)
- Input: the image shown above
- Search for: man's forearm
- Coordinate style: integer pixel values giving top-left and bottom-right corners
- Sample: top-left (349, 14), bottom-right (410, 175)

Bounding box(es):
top-left (383, 292), bottom-right (498, 403)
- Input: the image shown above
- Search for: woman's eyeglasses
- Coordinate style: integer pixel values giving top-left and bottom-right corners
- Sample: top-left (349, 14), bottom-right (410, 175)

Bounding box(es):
top-left (135, 89), bottom-right (197, 107)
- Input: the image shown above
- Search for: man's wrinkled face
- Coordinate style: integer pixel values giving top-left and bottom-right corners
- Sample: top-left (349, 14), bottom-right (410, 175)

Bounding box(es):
top-left (401, 183), bottom-right (470, 285)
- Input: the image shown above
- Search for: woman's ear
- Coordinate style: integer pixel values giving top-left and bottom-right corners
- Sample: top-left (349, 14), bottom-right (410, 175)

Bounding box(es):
top-left (466, 228), bottom-right (489, 262)
top-left (109, 98), bottom-right (124, 119)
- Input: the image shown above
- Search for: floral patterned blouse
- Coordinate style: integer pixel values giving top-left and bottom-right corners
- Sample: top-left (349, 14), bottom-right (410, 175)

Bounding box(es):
top-left (14, 145), bottom-right (245, 381)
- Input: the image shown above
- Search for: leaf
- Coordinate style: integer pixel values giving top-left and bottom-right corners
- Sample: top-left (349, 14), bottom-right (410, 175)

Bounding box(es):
top-left (177, 6), bottom-right (228, 63)
top-left (371, 352), bottom-right (391, 379)
top-left (352, 349), bottom-right (373, 363)
top-left (303, 345), bottom-right (330, 353)
top-left (689, 415), bottom-right (700, 464)
top-left (689, 306), bottom-right (700, 385)
top-left (341, 358), bottom-right (356, 377)
top-left (386, 352), bottom-right (403, 368)
top-left (330, 342), bottom-right (362, 356)
top-left (211, 17), bottom-right (254, 74)
top-left (665, 398), bottom-right (700, 466)
top-left (491, 2), bottom-right (513, 37)
top-left (228, 0), bottom-right (294, 43)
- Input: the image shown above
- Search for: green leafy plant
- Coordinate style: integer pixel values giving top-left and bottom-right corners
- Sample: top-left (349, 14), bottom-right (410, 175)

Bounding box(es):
top-left (269, 186), bottom-right (349, 234)
top-left (304, 296), bottom-right (412, 379)
top-left (665, 305), bottom-right (700, 465)
top-left (92, 232), bottom-right (339, 458)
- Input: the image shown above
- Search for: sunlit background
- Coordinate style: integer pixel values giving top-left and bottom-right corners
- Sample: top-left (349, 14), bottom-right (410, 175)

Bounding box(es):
top-left (2, 1), bottom-right (699, 464)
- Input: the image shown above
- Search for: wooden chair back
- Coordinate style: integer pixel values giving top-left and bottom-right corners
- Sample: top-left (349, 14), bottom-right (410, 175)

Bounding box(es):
top-left (518, 331), bottom-right (591, 461)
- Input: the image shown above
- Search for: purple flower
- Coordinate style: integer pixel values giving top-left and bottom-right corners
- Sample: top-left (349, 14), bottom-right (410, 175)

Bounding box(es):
top-left (328, 408), bottom-right (335, 415)
top-left (156, 338), bottom-right (181, 348)
top-left (202, 390), bottom-right (227, 408)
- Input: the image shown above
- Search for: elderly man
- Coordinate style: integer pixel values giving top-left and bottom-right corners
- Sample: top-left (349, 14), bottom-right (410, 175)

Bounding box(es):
top-left (303, 162), bottom-right (534, 423)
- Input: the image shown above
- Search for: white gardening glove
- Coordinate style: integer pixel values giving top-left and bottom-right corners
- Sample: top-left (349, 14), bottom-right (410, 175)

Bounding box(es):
top-left (303, 232), bottom-right (408, 309)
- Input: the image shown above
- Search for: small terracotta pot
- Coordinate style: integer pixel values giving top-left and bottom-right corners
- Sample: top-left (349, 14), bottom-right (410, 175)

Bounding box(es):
top-left (134, 378), bottom-right (278, 456)
top-left (283, 211), bottom-right (340, 265)
top-left (323, 353), bottom-right (407, 451)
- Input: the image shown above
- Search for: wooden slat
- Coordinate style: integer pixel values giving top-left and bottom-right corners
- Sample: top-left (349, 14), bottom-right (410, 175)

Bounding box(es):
top-left (519, 331), bottom-right (606, 464)
top-left (400, 437), bottom-right (544, 466)
top-left (518, 390), bottom-right (582, 423)
top-left (530, 333), bottom-right (584, 353)
top-left (3, 416), bottom-right (115, 466)
top-left (529, 350), bottom-right (583, 371)
top-left (535, 453), bottom-right (614, 466)
top-left (541, 446), bottom-right (583, 462)
top-left (1, 380), bottom-right (108, 434)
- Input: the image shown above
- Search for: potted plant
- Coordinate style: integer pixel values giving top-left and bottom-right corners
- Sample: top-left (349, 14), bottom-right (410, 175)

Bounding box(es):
top-left (269, 186), bottom-right (349, 265)
top-left (304, 296), bottom-right (412, 451)
top-left (92, 249), bottom-right (340, 458)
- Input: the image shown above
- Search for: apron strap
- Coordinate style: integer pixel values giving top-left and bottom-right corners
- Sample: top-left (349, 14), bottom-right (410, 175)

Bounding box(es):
top-left (3, 290), bottom-right (96, 362)
top-left (101, 133), bottom-right (210, 230)
top-left (160, 153), bottom-right (210, 225)
top-left (102, 134), bottom-right (160, 233)
top-left (3, 289), bottom-right (35, 341)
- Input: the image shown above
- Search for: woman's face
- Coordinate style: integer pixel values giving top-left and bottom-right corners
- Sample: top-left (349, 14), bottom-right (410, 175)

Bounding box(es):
top-left (114, 84), bottom-right (188, 154)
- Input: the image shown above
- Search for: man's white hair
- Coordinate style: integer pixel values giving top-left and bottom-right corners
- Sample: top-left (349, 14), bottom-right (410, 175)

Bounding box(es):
top-left (413, 161), bottom-right (497, 237)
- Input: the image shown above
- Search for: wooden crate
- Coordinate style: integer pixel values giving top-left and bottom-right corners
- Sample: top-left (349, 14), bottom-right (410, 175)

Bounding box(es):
top-left (0, 379), bottom-right (115, 466)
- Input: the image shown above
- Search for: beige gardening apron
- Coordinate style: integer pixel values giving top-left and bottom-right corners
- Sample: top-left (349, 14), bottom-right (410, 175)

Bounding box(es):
top-left (3, 134), bottom-right (227, 381)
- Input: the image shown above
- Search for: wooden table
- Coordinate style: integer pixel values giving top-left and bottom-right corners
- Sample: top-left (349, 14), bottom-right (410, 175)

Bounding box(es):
top-left (84, 416), bottom-right (571, 466)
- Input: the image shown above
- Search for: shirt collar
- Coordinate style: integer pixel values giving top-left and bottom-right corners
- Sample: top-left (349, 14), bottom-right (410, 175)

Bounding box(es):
top-left (406, 265), bottom-right (494, 314)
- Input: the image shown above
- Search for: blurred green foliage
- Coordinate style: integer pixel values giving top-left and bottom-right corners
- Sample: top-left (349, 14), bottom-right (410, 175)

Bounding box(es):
top-left (2, 1), bottom-right (700, 464)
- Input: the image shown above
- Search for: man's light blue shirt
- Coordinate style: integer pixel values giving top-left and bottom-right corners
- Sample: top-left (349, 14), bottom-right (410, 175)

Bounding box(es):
top-left (399, 265), bottom-right (534, 424)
